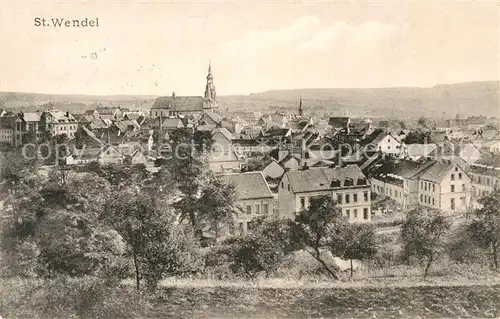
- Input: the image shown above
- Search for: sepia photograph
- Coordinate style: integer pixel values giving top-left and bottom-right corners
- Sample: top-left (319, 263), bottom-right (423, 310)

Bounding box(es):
top-left (0, 0), bottom-right (500, 317)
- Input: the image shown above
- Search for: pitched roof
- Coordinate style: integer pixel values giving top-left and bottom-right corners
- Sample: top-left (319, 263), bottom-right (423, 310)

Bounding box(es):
top-left (114, 120), bottom-right (140, 132)
top-left (45, 110), bottom-right (77, 123)
top-left (152, 96), bottom-right (204, 112)
top-left (371, 159), bottom-right (422, 186)
top-left (154, 117), bottom-right (185, 129)
top-left (328, 117), bottom-right (350, 128)
top-left (212, 127), bottom-right (233, 141)
top-left (23, 112), bottom-right (41, 122)
top-left (285, 165), bottom-right (368, 193)
top-left (419, 160), bottom-right (457, 183)
top-left (201, 112), bottom-right (222, 124)
top-left (220, 171), bottom-right (273, 200)
top-left (405, 143), bottom-right (437, 157)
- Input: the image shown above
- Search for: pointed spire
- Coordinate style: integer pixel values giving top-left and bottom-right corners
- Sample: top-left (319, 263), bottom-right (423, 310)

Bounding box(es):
top-left (298, 93), bottom-right (304, 116)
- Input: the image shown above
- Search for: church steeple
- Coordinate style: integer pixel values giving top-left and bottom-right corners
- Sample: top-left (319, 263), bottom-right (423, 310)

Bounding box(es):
top-left (204, 60), bottom-right (216, 102)
top-left (298, 93), bottom-right (304, 116)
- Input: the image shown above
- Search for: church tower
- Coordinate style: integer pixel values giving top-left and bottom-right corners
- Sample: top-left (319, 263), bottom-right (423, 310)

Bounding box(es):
top-left (204, 61), bottom-right (217, 105)
top-left (298, 93), bottom-right (304, 116)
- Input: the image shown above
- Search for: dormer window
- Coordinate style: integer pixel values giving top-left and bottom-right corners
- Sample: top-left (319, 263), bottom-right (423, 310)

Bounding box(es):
top-left (330, 179), bottom-right (341, 188)
top-left (356, 178), bottom-right (367, 185)
top-left (344, 178), bottom-right (354, 187)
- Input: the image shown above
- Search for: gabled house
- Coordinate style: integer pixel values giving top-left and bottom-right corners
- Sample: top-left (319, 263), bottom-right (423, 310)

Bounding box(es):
top-left (262, 157), bottom-right (285, 180)
top-left (363, 130), bottom-right (401, 155)
top-left (96, 107), bottom-right (124, 120)
top-left (220, 171), bottom-right (274, 232)
top-left (209, 149), bottom-right (244, 174)
top-left (39, 110), bottom-right (78, 139)
top-left (66, 145), bottom-right (125, 165)
top-left (211, 127), bottom-right (233, 152)
top-left (469, 153), bottom-right (500, 199)
top-left (200, 112), bottom-right (222, 127)
top-left (417, 159), bottom-right (472, 213)
top-left (401, 143), bottom-right (437, 161)
top-left (278, 165), bottom-right (371, 222)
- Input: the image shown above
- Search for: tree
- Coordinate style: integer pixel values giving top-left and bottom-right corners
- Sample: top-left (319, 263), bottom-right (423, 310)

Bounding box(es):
top-left (468, 191), bottom-right (500, 270)
top-left (293, 195), bottom-right (345, 279)
top-left (102, 191), bottom-right (199, 291)
top-left (224, 217), bottom-right (296, 278)
top-left (417, 117), bottom-right (428, 128)
top-left (398, 121), bottom-right (407, 130)
top-left (197, 177), bottom-right (238, 241)
top-left (333, 223), bottom-right (377, 278)
top-left (402, 131), bottom-right (431, 144)
top-left (1, 172), bottom-right (125, 278)
top-left (401, 207), bottom-right (451, 277)
top-left (241, 156), bottom-right (270, 173)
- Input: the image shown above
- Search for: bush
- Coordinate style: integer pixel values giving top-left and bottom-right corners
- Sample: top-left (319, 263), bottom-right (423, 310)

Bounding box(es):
top-left (277, 250), bottom-right (340, 280)
top-left (447, 223), bottom-right (489, 265)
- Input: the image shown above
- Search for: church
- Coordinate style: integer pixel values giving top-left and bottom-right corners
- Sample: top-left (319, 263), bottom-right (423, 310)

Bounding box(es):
top-left (150, 62), bottom-right (220, 118)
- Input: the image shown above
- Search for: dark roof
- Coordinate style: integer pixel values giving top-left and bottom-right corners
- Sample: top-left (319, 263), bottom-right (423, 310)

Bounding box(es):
top-left (328, 117), bottom-right (350, 128)
top-left (419, 160), bottom-right (459, 183)
top-left (201, 112), bottom-right (222, 125)
top-left (152, 96), bottom-right (204, 112)
top-left (220, 171), bottom-right (273, 200)
top-left (285, 165), bottom-right (368, 193)
top-left (371, 159), bottom-right (421, 186)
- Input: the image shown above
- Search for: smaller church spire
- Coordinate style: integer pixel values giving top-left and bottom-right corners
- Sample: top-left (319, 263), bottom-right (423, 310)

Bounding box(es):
top-left (298, 93), bottom-right (304, 116)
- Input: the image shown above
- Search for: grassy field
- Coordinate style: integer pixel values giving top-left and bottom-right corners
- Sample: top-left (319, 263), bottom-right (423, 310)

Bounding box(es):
top-left (2, 278), bottom-right (500, 318)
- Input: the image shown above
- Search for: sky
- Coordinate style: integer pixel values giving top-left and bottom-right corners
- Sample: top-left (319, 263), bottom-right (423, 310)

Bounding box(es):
top-left (0, 1), bottom-right (499, 96)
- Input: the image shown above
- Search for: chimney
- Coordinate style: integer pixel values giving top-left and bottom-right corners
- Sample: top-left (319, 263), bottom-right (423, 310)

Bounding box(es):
top-left (66, 111), bottom-right (70, 118)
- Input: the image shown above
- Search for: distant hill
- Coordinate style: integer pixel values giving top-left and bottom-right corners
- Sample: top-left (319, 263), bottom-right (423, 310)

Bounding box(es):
top-left (1, 81), bottom-right (498, 118)
top-left (220, 81), bottom-right (500, 118)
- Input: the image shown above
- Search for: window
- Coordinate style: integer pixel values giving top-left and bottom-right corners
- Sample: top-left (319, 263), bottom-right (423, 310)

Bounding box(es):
top-left (255, 205), bottom-right (260, 214)
top-left (455, 167), bottom-right (458, 172)
top-left (451, 174), bottom-right (455, 181)
top-left (345, 194), bottom-right (350, 203)
top-left (424, 195), bottom-right (427, 203)
top-left (287, 185), bottom-right (290, 191)
top-left (451, 185), bottom-right (455, 192)
top-left (451, 198), bottom-right (455, 210)
top-left (462, 184), bottom-right (465, 192)
top-left (281, 182), bottom-right (284, 189)
top-left (487, 178), bottom-right (491, 186)
top-left (432, 198), bottom-right (435, 206)
top-left (353, 194), bottom-right (358, 203)
top-left (364, 192), bottom-right (369, 202)
top-left (338, 193), bottom-right (342, 204)
top-left (300, 197), bottom-right (305, 209)
top-left (424, 183), bottom-right (427, 191)
top-left (458, 173), bottom-right (462, 180)
top-left (263, 203), bottom-right (269, 214)
top-left (246, 206), bottom-right (251, 214)
top-left (346, 209), bottom-right (350, 219)
top-left (354, 209), bottom-right (358, 218)
top-left (420, 194), bottom-right (423, 202)
top-left (390, 189), bottom-right (392, 196)
top-left (363, 208), bottom-right (369, 220)
top-left (421, 181), bottom-right (423, 189)
top-left (432, 184), bottom-right (435, 192)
